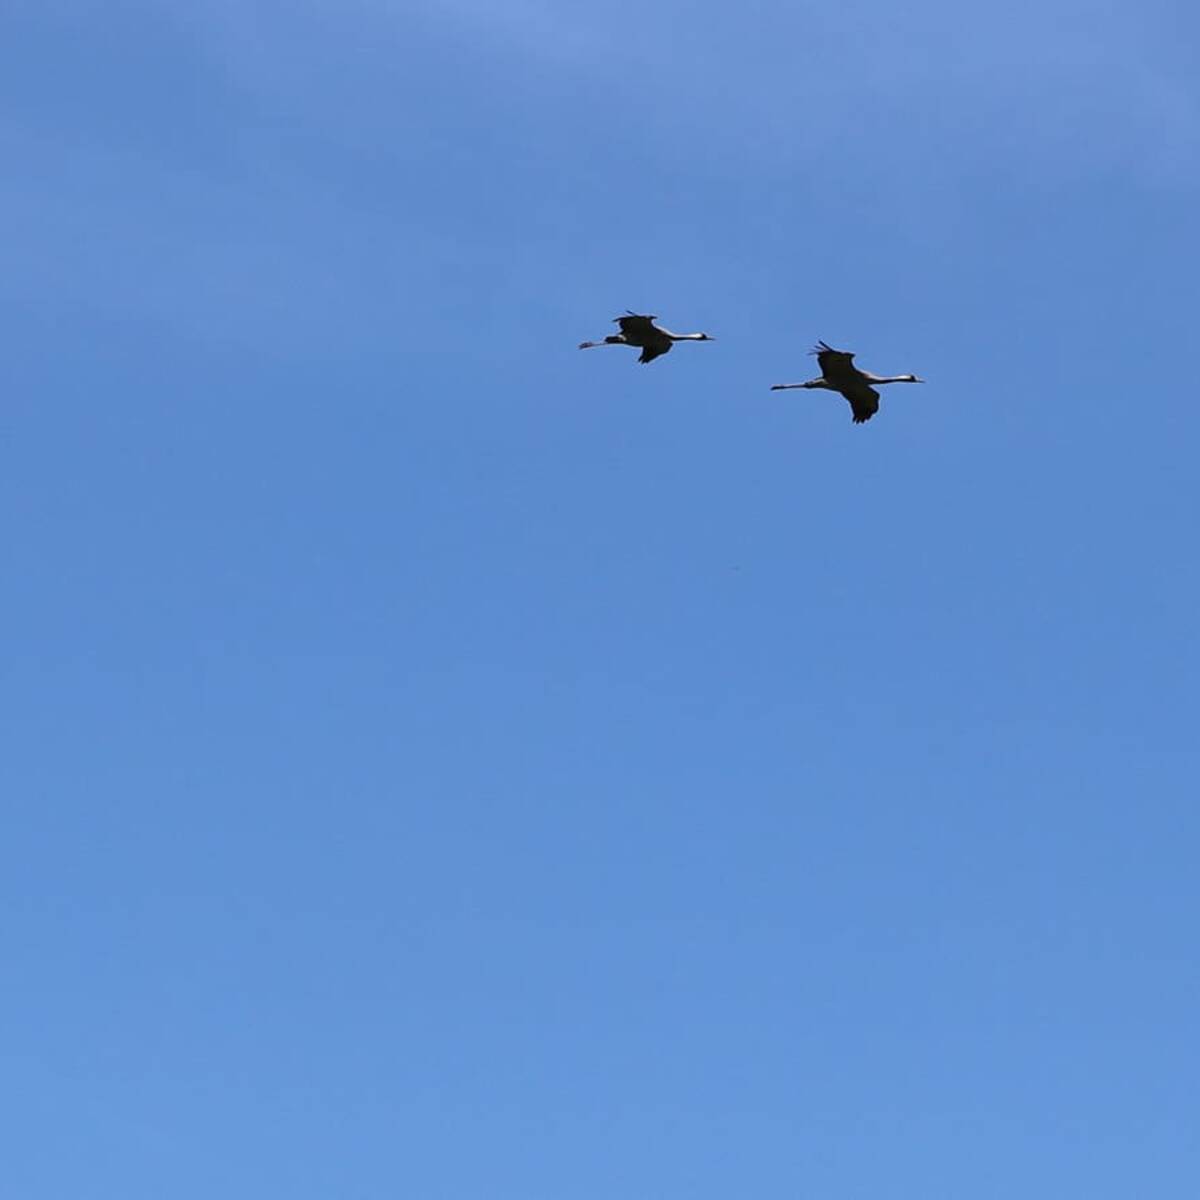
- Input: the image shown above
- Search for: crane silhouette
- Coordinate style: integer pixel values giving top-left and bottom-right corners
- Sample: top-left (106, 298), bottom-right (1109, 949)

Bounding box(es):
top-left (771, 341), bottom-right (923, 423)
top-left (579, 312), bottom-right (714, 365)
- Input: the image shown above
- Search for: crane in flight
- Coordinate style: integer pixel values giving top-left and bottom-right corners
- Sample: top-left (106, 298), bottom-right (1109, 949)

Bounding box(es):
top-left (579, 312), bottom-right (714, 365)
top-left (771, 341), bottom-right (923, 423)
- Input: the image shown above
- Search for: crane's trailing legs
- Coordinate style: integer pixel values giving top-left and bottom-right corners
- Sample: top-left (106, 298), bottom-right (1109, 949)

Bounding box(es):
top-left (578, 335), bottom-right (628, 349)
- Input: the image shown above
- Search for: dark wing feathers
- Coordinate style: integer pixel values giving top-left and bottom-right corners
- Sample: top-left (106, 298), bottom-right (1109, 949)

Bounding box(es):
top-left (840, 382), bottom-right (880, 424)
top-left (615, 313), bottom-right (658, 335)
top-left (609, 313), bottom-right (672, 361)
top-left (812, 340), bottom-right (858, 382)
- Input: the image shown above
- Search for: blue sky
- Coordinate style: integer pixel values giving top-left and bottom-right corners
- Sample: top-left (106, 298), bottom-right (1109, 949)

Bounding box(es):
top-left (3, 1), bottom-right (1198, 1196)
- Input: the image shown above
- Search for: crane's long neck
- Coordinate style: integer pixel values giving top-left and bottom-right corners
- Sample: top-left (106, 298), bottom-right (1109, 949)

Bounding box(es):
top-left (668, 332), bottom-right (707, 342)
top-left (870, 375), bottom-right (919, 385)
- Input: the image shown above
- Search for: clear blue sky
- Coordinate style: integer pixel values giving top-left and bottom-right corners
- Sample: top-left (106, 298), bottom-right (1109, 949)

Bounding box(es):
top-left (3, 1), bottom-right (1198, 1196)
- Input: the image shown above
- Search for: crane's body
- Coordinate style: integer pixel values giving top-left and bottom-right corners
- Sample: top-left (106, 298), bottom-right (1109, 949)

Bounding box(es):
top-left (579, 312), bottom-right (714, 364)
top-left (771, 341), bottom-right (922, 423)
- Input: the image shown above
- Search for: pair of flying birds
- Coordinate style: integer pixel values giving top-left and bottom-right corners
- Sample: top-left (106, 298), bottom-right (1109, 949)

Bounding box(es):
top-left (579, 311), bottom-right (924, 425)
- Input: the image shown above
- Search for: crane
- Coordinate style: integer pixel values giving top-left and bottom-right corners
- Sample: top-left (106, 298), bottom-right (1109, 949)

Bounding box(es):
top-left (578, 312), bottom-right (714, 364)
top-left (771, 341), bottom-right (923, 423)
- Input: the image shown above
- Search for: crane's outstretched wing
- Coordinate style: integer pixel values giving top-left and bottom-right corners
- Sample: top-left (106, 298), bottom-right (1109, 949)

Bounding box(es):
top-left (840, 382), bottom-right (880, 424)
top-left (638, 342), bottom-right (671, 364)
top-left (813, 340), bottom-right (857, 382)
top-left (616, 314), bottom-right (659, 337)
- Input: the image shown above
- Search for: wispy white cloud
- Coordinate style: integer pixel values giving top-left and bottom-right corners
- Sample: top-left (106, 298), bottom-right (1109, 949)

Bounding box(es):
top-left (395, 0), bottom-right (1199, 184)
top-left (180, 0), bottom-right (1197, 198)
top-left (7, 0), bottom-right (1193, 353)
